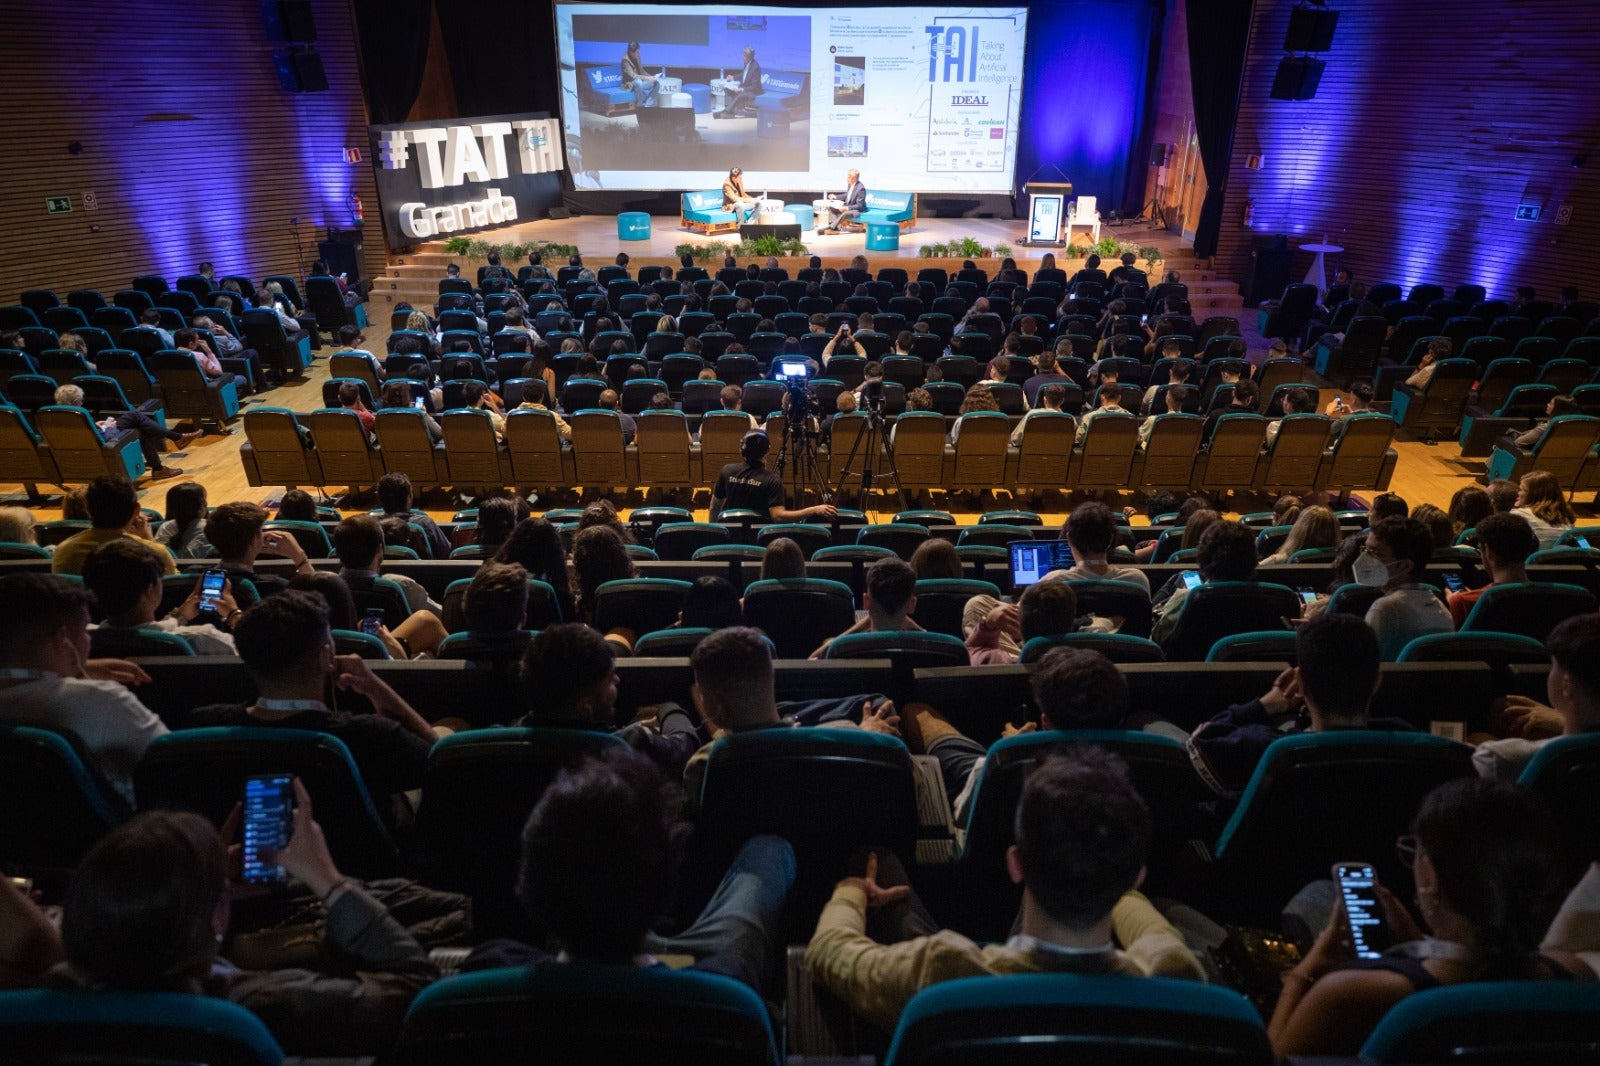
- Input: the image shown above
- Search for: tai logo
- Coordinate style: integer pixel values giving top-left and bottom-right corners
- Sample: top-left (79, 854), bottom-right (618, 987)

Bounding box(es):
top-left (925, 25), bottom-right (980, 82)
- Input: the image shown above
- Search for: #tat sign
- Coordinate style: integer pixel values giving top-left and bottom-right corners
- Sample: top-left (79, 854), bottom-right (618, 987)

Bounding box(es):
top-left (368, 112), bottom-right (565, 245)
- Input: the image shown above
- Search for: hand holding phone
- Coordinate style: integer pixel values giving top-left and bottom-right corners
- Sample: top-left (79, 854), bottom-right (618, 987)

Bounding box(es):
top-left (241, 774), bottom-right (294, 885)
top-left (359, 607), bottom-right (385, 636)
top-left (1180, 570), bottom-right (1202, 591)
top-left (1333, 862), bottom-right (1389, 960)
top-left (197, 568), bottom-right (227, 615)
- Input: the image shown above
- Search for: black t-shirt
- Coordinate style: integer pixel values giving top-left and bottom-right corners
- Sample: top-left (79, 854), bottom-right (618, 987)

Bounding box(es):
top-left (713, 461), bottom-right (784, 518)
top-left (188, 703), bottom-right (431, 808)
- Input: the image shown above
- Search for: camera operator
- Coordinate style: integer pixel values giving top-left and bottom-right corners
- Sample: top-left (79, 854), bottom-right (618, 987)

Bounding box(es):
top-left (710, 430), bottom-right (837, 523)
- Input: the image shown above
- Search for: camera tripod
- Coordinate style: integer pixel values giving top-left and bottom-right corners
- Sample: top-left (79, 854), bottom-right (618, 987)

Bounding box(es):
top-left (832, 385), bottom-right (908, 513)
top-left (775, 387), bottom-right (832, 509)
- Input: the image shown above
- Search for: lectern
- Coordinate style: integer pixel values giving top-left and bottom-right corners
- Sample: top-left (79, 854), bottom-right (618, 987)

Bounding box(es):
top-left (1021, 180), bottom-right (1073, 247)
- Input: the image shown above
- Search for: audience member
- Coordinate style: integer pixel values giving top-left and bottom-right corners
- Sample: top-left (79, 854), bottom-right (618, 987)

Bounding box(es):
top-left (1447, 485), bottom-right (1494, 540)
top-left (1047, 501), bottom-right (1149, 592)
top-left (678, 575), bottom-right (743, 630)
top-left (810, 557), bottom-right (923, 658)
top-left (82, 539), bottom-right (237, 655)
top-left (0, 573), bottom-right (166, 803)
top-left (333, 515), bottom-right (441, 621)
top-left (1012, 383), bottom-right (1068, 447)
top-left (52, 475), bottom-right (177, 576)
top-left (908, 537), bottom-right (963, 581)
top-left (205, 500), bottom-right (314, 597)
top-left (1360, 517), bottom-right (1456, 659)
top-left (1268, 778), bottom-right (1573, 1058)
top-left (1186, 614), bottom-right (1411, 795)
top-left (1511, 469), bottom-right (1576, 549)
top-left (376, 472), bottom-right (449, 560)
top-left (1150, 521), bottom-right (1259, 646)
top-left (1262, 505), bottom-right (1339, 565)
top-left (1370, 492), bottom-right (1410, 522)
top-left (51, 383), bottom-right (198, 481)
top-left (962, 579), bottom-right (1080, 665)
top-left (1202, 379), bottom-right (1258, 445)
top-left (711, 430), bottom-right (837, 522)
top-left (492, 518), bottom-right (575, 621)
top-left (760, 536), bottom-right (807, 580)
top-left (1474, 613), bottom-right (1600, 780)
top-left (152, 481), bottom-right (211, 559)
top-left (804, 746), bottom-right (1202, 1033)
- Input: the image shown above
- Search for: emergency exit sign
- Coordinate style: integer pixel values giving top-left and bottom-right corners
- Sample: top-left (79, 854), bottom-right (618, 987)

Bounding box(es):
top-left (45, 196), bottom-right (72, 214)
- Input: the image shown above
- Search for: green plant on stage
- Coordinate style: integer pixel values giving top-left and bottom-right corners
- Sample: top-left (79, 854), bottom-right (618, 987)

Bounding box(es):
top-left (993, 242), bottom-right (1013, 257)
top-left (1065, 242), bottom-right (1089, 259)
top-left (951, 235), bottom-right (985, 258)
top-left (499, 241), bottom-right (529, 261)
top-left (673, 242), bottom-right (698, 262)
top-left (1094, 235), bottom-right (1123, 260)
top-left (1138, 245), bottom-right (1163, 271)
top-left (442, 236), bottom-right (474, 255)
top-left (466, 239), bottom-right (494, 258)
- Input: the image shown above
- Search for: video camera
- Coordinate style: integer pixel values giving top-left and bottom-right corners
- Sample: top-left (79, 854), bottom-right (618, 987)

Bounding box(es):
top-left (774, 358), bottom-right (815, 419)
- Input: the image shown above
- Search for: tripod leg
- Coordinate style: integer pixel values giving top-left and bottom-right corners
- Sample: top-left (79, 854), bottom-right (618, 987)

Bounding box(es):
top-left (877, 420), bottom-right (911, 513)
top-left (832, 417), bottom-right (871, 511)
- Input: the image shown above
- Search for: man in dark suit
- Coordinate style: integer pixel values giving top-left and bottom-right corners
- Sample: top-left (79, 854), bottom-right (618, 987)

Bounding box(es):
top-left (716, 47), bottom-right (763, 119)
top-left (815, 169), bottom-right (866, 234)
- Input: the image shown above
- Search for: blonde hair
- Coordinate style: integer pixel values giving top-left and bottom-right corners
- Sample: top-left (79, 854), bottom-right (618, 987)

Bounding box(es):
top-left (0, 506), bottom-right (37, 543)
top-left (657, 315), bottom-right (675, 332)
top-left (405, 310), bottom-right (430, 332)
top-left (1519, 470), bottom-right (1576, 527)
top-left (57, 332), bottom-right (87, 354)
top-left (1267, 505), bottom-right (1339, 563)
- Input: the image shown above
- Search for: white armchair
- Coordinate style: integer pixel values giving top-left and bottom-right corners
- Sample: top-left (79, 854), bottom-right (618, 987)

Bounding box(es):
top-left (1067, 196), bottom-right (1100, 246)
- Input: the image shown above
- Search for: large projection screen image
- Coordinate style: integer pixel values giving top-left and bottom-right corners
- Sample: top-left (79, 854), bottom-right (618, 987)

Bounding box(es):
top-left (555, 4), bottom-right (1028, 194)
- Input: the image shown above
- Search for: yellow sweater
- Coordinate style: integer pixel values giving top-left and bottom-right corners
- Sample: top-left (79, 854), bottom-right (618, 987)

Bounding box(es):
top-left (804, 886), bottom-right (1205, 1033)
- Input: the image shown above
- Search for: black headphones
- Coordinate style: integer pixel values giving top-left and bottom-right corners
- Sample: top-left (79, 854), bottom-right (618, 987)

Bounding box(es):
top-left (741, 430), bottom-right (770, 461)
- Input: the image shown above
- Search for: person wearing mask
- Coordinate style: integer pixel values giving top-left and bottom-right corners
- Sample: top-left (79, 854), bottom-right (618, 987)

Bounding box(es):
top-left (1359, 516), bottom-right (1456, 660)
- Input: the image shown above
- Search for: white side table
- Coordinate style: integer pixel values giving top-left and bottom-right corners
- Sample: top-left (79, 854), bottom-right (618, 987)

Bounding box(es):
top-left (1300, 242), bottom-right (1343, 295)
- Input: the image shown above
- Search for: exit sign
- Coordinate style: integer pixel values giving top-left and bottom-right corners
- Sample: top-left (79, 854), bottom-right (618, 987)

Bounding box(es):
top-left (45, 196), bottom-right (72, 214)
top-left (1514, 203), bottom-right (1542, 222)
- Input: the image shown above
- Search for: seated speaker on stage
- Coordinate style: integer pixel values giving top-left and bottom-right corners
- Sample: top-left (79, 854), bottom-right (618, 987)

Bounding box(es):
top-left (814, 169), bottom-right (866, 234)
top-left (714, 45), bottom-right (763, 119)
top-left (722, 166), bottom-right (762, 224)
top-left (621, 41), bottom-right (659, 108)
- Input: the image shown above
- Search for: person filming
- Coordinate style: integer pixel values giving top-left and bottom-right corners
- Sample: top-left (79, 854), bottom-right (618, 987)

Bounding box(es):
top-left (711, 430), bottom-right (836, 523)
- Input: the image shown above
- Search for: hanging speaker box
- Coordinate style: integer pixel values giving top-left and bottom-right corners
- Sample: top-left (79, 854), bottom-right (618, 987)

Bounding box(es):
top-left (1284, 7), bottom-right (1339, 52)
top-left (1269, 56), bottom-right (1325, 101)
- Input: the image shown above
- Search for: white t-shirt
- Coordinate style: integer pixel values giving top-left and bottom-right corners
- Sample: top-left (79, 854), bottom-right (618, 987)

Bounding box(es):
top-left (1512, 508), bottom-right (1570, 551)
top-left (0, 671), bottom-right (169, 803)
top-left (1044, 561), bottom-right (1152, 594)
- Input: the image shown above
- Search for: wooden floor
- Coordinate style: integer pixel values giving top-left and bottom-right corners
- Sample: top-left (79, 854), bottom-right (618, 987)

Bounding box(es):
top-left (4, 213), bottom-right (1591, 526)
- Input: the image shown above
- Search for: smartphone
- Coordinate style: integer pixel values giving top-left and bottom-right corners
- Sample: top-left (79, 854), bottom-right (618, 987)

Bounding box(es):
top-left (197, 568), bottom-right (226, 615)
top-left (1181, 570), bottom-right (1202, 591)
top-left (1299, 588), bottom-right (1318, 606)
top-left (413, 396), bottom-right (426, 411)
top-left (1579, 536), bottom-right (1593, 550)
top-left (241, 774), bottom-right (294, 885)
top-left (1333, 862), bottom-right (1388, 960)
top-left (360, 607), bottom-right (385, 636)
top-left (1441, 571), bottom-right (1465, 592)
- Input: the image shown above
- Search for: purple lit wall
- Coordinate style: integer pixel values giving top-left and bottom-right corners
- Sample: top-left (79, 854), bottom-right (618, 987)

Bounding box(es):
top-left (1211, 0), bottom-right (1600, 302)
top-left (1015, 0), bottom-right (1163, 215)
top-left (0, 0), bottom-right (382, 301)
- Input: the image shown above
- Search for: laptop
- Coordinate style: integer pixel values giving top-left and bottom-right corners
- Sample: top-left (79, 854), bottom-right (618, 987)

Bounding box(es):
top-left (1008, 540), bottom-right (1075, 589)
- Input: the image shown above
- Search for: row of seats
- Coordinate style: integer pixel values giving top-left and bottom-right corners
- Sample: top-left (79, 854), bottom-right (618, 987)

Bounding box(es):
top-left (234, 403), bottom-right (1400, 497)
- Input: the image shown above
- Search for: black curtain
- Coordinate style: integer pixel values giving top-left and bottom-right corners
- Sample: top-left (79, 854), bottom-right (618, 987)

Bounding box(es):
top-left (437, 1), bottom-right (561, 118)
top-left (1186, 0), bottom-right (1253, 257)
top-left (353, 0), bottom-right (434, 124)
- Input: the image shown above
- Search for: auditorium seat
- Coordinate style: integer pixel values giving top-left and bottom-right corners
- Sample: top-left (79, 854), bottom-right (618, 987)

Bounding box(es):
top-left (1073, 412), bottom-right (1141, 491)
top-left (742, 577), bottom-right (856, 658)
top-left (1487, 413), bottom-right (1600, 486)
top-left (135, 727), bottom-right (400, 878)
top-left (1458, 581), bottom-right (1597, 641)
top-left (34, 404), bottom-right (145, 482)
top-left (374, 408), bottom-right (448, 489)
top-left (757, 522), bottom-right (832, 559)
top-left (592, 577), bottom-right (693, 637)
top-left (857, 522), bottom-right (928, 559)
top-left (1316, 413), bottom-right (1398, 495)
top-left (239, 308), bottom-right (311, 378)
top-left (1136, 413), bottom-right (1205, 492)
top-left (1065, 579), bottom-right (1155, 639)
top-left (1158, 582), bottom-right (1299, 661)
top-left (908, 578), bottom-right (1001, 638)
top-left (1199, 731), bottom-right (1474, 923)
top-left (503, 407), bottom-right (573, 493)
top-left (1205, 630), bottom-right (1298, 663)
top-left (392, 962), bottom-right (778, 1066)
top-left (305, 408), bottom-right (380, 492)
top-left (1019, 632), bottom-right (1165, 663)
top-left (89, 626), bottom-right (196, 658)
top-left (148, 350), bottom-right (238, 432)
top-left (1253, 414), bottom-right (1333, 495)
top-left (0, 990), bottom-right (283, 1066)
top-left (1360, 981), bottom-right (1600, 1065)
top-left (0, 724), bottom-right (129, 871)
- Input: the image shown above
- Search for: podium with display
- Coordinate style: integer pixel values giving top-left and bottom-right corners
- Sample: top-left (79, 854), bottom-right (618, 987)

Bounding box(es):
top-left (1020, 180), bottom-right (1074, 247)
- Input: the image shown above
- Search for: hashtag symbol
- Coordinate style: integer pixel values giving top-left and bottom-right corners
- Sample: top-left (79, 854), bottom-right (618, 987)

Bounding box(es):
top-left (378, 131), bottom-right (410, 170)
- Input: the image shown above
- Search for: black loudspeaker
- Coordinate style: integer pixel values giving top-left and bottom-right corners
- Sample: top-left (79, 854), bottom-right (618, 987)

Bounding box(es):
top-left (263, 0), bottom-right (317, 42)
top-left (1284, 7), bottom-right (1339, 51)
top-left (1269, 56), bottom-right (1325, 100)
top-left (547, 206), bottom-right (572, 219)
top-left (1150, 143), bottom-right (1168, 167)
top-left (273, 49), bottom-right (328, 92)
top-left (1247, 236), bottom-right (1295, 305)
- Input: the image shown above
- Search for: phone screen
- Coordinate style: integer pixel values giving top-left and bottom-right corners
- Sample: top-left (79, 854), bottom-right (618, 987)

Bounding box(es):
top-left (413, 396), bottom-right (426, 411)
top-left (242, 774), bottom-right (294, 884)
top-left (197, 568), bottom-right (226, 614)
top-left (360, 607), bottom-right (385, 636)
top-left (1441, 571), bottom-right (1464, 592)
top-left (1334, 862), bottom-right (1387, 960)
top-left (1579, 536), bottom-right (1593, 550)
top-left (1299, 589), bottom-right (1318, 606)
top-left (1181, 571), bottom-right (1202, 591)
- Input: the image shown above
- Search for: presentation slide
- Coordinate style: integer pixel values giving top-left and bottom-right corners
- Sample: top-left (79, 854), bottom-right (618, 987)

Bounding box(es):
top-left (554, 4), bottom-right (1028, 195)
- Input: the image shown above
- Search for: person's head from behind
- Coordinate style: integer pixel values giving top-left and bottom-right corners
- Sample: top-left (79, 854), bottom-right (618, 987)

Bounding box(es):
top-left (1230, 379), bottom-right (1258, 410)
top-left (286, 571), bottom-right (358, 630)
top-left (690, 626), bottom-right (776, 732)
top-left (761, 536), bottom-right (806, 580)
top-left (332, 514), bottom-right (385, 570)
top-left (1410, 503), bottom-right (1454, 554)
top-left (205, 501), bottom-right (268, 563)
top-left (1030, 648), bottom-right (1125, 729)
top-left (0, 506), bottom-right (38, 545)
top-left (1011, 747), bottom-right (1149, 930)
top-left (163, 481), bottom-right (207, 530)
top-left (1018, 581), bottom-right (1079, 645)
top-left (1516, 469), bottom-right (1575, 526)
top-left (571, 525), bottom-right (634, 621)
top-left (465, 562), bottom-right (529, 635)
top-left (517, 749), bottom-right (688, 963)
top-left (1363, 516), bottom-right (1433, 587)
top-left (1165, 384), bottom-right (1191, 413)
top-left (1545, 613), bottom-right (1600, 729)
top-left (475, 497), bottom-right (520, 549)
top-left (85, 475), bottom-right (139, 530)
top-left (864, 557), bottom-right (917, 622)
top-left (63, 810), bottom-right (226, 991)
top-left (1281, 504), bottom-right (1338, 556)
top-left (0, 572), bottom-right (95, 673)
top-left (276, 489), bottom-right (318, 523)
top-left (82, 539), bottom-right (165, 623)
top-left (337, 382), bottom-right (364, 410)
top-left (1448, 486), bottom-right (1493, 534)
top-left (376, 472), bottom-right (414, 515)
top-left (1370, 492), bottom-right (1409, 522)
top-left (520, 623), bottom-right (618, 726)
top-left (1196, 521), bottom-right (1257, 582)
top-left (909, 538), bottom-right (962, 580)
top-left (461, 380), bottom-right (488, 408)
top-left (1408, 777), bottom-right (1564, 976)
top-left (232, 590), bottom-right (333, 687)
top-left (1295, 613), bottom-right (1379, 725)
top-left (1064, 500), bottom-right (1117, 559)
top-left (1471, 512), bottom-right (1537, 581)
top-left (679, 575), bottom-right (743, 630)
top-left (54, 384), bottom-right (85, 408)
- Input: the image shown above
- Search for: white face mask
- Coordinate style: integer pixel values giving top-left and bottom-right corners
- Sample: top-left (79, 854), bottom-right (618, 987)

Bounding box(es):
top-left (1353, 551), bottom-right (1393, 587)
